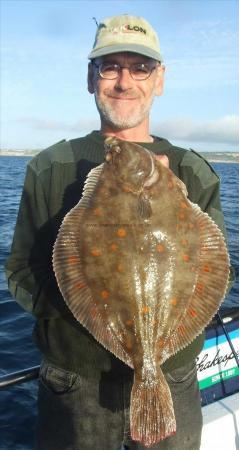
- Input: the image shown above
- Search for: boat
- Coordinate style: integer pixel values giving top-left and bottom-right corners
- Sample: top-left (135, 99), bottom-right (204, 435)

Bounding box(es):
top-left (199, 309), bottom-right (239, 449)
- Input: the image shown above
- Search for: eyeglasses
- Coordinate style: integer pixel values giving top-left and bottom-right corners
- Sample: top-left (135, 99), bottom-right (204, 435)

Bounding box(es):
top-left (92, 61), bottom-right (159, 81)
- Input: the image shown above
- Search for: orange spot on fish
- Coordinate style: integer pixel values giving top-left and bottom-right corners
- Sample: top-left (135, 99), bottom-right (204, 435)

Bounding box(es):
top-left (188, 223), bottom-right (195, 229)
top-left (178, 325), bottom-right (186, 335)
top-left (93, 207), bottom-right (102, 216)
top-left (170, 297), bottom-right (178, 306)
top-left (180, 201), bottom-right (188, 209)
top-left (75, 282), bottom-right (86, 289)
top-left (182, 254), bottom-right (190, 262)
top-left (188, 307), bottom-right (197, 318)
top-left (168, 181), bottom-right (174, 189)
top-left (156, 243), bottom-right (165, 253)
top-left (126, 319), bottom-right (134, 327)
top-left (141, 306), bottom-right (150, 314)
top-left (181, 239), bottom-right (188, 246)
top-left (117, 228), bottom-right (127, 238)
top-left (101, 290), bottom-right (110, 300)
top-left (203, 264), bottom-right (211, 273)
top-left (178, 212), bottom-right (186, 220)
top-left (90, 306), bottom-right (98, 319)
top-left (91, 248), bottom-right (102, 257)
top-left (158, 338), bottom-right (165, 347)
top-left (123, 185), bottom-right (132, 193)
top-left (99, 188), bottom-right (106, 195)
top-left (68, 256), bottom-right (78, 264)
top-left (110, 243), bottom-right (118, 252)
top-left (125, 339), bottom-right (133, 351)
top-left (195, 282), bottom-right (204, 293)
top-left (117, 263), bottom-right (124, 272)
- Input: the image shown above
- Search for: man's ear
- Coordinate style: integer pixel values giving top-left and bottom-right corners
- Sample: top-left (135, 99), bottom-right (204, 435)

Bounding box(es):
top-left (154, 65), bottom-right (165, 97)
top-left (87, 62), bottom-right (95, 94)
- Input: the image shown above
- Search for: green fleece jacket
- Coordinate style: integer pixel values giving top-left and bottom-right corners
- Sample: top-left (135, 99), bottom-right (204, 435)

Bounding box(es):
top-left (5, 131), bottom-right (235, 379)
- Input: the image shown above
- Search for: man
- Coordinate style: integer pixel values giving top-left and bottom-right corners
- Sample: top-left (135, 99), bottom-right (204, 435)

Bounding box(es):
top-left (5, 14), bottom-right (234, 450)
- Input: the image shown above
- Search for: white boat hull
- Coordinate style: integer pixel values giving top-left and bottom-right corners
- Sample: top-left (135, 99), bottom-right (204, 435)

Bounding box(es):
top-left (201, 392), bottom-right (239, 449)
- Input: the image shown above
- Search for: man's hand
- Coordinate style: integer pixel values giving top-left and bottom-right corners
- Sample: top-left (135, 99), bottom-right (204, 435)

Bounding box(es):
top-left (155, 155), bottom-right (169, 168)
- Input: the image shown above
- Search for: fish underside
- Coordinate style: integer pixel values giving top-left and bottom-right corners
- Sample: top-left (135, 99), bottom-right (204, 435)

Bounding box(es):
top-left (53, 137), bottom-right (230, 447)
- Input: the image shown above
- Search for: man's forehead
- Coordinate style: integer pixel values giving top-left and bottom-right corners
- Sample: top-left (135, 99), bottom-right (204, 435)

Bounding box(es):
top-left (94, 52), bottom-right (156, 64)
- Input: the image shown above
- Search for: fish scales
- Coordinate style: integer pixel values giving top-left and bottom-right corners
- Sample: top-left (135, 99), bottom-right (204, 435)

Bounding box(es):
top-left (53, 137), bottom-right (230, 447)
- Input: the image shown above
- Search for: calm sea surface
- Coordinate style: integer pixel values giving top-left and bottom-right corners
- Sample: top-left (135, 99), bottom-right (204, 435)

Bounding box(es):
top-left (0, 156), bottom-right (238, 450)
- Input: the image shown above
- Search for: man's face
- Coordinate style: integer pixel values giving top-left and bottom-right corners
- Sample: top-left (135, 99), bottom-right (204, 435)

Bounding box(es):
top-left (88, 52), bottom-right (164, 130)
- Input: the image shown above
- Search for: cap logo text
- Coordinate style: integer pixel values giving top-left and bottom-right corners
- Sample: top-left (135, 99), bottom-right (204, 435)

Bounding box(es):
top-left (126, 25), bottom-right (146, 34)
top-left (107, 24), bottom-right (147, 35)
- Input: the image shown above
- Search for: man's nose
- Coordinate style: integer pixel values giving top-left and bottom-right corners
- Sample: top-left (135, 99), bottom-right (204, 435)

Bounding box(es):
top-left (115, 67), bottom-right (133, 90)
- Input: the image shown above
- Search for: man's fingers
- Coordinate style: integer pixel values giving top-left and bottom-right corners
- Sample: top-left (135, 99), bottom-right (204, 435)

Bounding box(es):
top-left (155, 154), bottom-right (169, 168)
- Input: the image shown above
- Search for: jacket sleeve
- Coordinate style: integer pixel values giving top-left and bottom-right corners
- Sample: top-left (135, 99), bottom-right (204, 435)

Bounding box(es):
top-left (179, 150), bottom-right (235, 293)
top-left (4, 160), bottom-right (71, 318)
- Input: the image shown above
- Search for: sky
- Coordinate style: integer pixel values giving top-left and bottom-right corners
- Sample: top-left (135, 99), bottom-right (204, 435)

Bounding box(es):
top-left (1, 0), bottom-right (239, 152)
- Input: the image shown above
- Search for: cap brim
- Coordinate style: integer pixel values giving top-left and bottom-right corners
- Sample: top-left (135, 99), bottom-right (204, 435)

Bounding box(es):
top-left (88, 43), bottom-right (163, 62)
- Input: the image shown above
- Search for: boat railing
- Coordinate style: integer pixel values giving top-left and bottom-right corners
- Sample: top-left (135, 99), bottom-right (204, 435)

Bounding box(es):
top-left (0, 310), bottom-right (238, 390)
top-left (0, 366), bottom-right (40, 389)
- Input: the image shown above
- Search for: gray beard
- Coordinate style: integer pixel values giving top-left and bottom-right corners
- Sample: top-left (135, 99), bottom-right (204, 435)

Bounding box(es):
top-left (94, 93), bottom-right (154, 130)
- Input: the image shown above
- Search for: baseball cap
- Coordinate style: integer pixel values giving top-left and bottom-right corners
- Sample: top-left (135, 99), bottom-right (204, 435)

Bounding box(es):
top-left (88, 14), bottom-right (163, 62)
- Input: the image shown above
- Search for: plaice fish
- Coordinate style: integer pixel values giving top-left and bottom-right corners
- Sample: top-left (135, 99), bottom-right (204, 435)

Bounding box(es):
top-left (53, 137), bottom-right (230, 447)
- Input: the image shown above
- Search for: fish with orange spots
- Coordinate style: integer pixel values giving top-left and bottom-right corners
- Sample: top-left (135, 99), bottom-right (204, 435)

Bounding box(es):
top-left (53, 137), bottom-right (230, 447)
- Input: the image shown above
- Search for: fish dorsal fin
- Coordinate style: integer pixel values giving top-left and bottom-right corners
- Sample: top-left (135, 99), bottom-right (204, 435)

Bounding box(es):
top-left (53, 163), bottom-right (133, 369)
top-left (79, 163), bottom-right (104, 207)
top-left (165, 201), bottom-right (230, 359)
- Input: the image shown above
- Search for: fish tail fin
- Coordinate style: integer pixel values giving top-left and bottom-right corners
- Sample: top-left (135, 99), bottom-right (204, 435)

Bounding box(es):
top-left (130, 368), bottom-right (176, 447)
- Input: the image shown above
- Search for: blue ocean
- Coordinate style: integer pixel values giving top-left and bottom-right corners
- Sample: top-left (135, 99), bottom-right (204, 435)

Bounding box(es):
top-left (0, 156), bottom-right (238, 450)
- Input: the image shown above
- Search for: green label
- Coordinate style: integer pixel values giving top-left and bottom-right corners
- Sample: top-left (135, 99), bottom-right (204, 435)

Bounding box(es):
top-left (199, 367), bottom-right (239, 389)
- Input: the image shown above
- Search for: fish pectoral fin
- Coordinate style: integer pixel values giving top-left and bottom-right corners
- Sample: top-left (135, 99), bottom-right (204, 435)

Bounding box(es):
top-left (137, 194), bottom-right (152, 219)
top-left (130, 369), bottom-right (176, 446)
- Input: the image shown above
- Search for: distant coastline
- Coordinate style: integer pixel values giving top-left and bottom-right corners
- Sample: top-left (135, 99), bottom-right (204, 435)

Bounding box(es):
top-left (0, 149), bottom-right (41, 157)
top-left (0, 148), bottom-right (239, 164)
top-left (197, 152), bottom-right (239, 164)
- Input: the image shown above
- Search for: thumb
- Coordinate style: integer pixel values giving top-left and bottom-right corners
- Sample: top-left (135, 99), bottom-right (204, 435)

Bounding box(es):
top-left (155, 154), bottom-right (169, 168)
